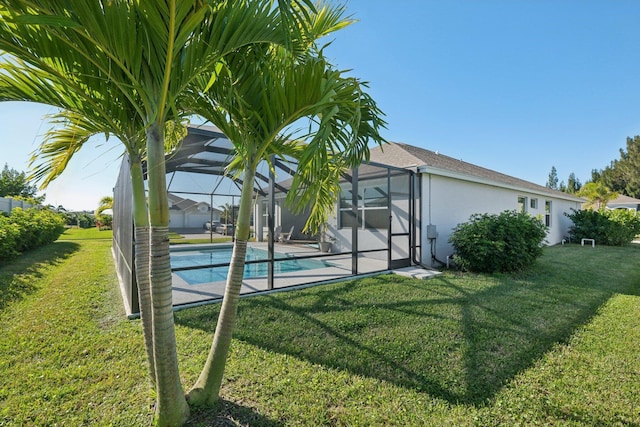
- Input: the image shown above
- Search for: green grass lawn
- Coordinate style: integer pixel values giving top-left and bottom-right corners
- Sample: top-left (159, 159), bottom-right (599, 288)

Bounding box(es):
top-left (58, 226), bottom-right (113, 240)
top-left (1, 239), bottom-right (639, 425)
top-left (59, 227), bottom-right (230, 244)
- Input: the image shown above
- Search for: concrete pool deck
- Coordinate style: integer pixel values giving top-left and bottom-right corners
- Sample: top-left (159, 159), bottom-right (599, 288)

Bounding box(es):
top-left (169, 229), bottom-right (441, 307)
top-left (171, 241), bottom-right (391, 306)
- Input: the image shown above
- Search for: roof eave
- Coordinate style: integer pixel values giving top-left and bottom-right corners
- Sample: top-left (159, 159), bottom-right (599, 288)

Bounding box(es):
top-left (417, 165), bottom-right (585, 203)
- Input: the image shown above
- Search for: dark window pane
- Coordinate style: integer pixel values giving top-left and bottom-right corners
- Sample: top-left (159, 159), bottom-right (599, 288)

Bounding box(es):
top-left (363, 186), bottom-right (387, 207)
top-left (364, 208), bottom-right (388, 229)
top-left (339, 190), bottom-right (352, 209)
top-left (340, 210), bottom-right (361, 228)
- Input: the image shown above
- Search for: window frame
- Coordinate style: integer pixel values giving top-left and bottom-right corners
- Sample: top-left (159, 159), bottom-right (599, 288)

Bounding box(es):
top-left (518, 196), bottom-right (528, 213)
top-left (339, 178), bottom-right (389, 230)
top-left (545, 200), bottom-right (552, 227)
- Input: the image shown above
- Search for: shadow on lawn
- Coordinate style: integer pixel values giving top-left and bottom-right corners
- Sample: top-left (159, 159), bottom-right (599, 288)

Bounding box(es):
top-left (186, 399), bottom-right (284, 427)
top-left (176, 245), bottom-right (640, 406)
top-left (0, 241), bottom-right (80, 311)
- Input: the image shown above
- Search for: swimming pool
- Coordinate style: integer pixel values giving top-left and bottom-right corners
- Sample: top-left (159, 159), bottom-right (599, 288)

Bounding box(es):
top-left (171, 246), bottom-right (331, 285)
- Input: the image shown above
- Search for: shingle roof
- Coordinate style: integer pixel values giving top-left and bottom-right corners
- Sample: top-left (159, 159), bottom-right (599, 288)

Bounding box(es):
top-left (368, 142), bottom-right (584, 201)
top-left (167, 192), bottom-right (218, 212)
top-left (608, 194), bottom-right (640, 205)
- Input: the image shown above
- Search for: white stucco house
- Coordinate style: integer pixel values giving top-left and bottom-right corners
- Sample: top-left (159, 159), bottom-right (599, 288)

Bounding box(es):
top-left (167, 192), bottom-right (220, 229)
top-left (255, 141), bottom-right (584, 268)
top-left (114, 126), bottom-right (586, 314)
top-left (370, 142), bottom-right (583, 266)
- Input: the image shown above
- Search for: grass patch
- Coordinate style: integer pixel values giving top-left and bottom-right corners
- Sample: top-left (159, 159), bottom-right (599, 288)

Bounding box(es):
top-left (1, 243), bottom-right (639, 425)
top-left (58, 227), bottom-right (113, 240)
top-left (0, 240), bottom-right (149, 425)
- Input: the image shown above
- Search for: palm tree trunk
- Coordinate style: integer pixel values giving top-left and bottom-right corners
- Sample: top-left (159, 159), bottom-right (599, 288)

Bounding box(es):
top-left (146, 122), bottom-right (190, 426)
top-left (129, 157), bottom-right (156, 387)
top-left (188, 166), bottom-right (256, 406)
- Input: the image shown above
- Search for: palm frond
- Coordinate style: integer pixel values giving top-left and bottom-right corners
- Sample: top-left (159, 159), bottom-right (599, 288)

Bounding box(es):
top-left (28, 111), bottom-right (99, 188)
top-left (186, 36), bottom-right (385, 233)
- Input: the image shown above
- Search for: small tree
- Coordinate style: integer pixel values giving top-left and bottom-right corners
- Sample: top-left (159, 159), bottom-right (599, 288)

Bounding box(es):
top-left (546, 166), bottom-right (559, 190)
top-left (449, 210), bottom-right (548, 273)
top-left (566, 172), bottom-right (582, 194)
top-left (0, 164), bottom-right (41, 202)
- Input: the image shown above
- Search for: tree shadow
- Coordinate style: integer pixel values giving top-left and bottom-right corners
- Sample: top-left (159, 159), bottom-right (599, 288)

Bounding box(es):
top-left (0, 241), bottom-right (80, 311)
top-left (176, 245), bottom-right (640, 407)
top-left (540, 399), bottom-right (640, 427)
top-left (186, 399), bottom-right (284, 427)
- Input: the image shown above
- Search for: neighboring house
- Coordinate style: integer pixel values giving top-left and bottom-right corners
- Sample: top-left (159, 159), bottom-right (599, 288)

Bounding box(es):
top-left (168, 192), bottom-right (220, 229)
top-left (256, 141), bottom-right (584, 268)
top-left (605, 194), bottom-right (640, 211)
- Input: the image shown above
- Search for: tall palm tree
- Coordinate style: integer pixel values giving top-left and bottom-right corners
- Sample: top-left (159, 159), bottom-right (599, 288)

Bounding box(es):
top-left (0, 56), bottom-right (161, 390)
top-left (185, 27), bottom-right (386, 405)
top-left (0, 1), bottom-right (323, 424)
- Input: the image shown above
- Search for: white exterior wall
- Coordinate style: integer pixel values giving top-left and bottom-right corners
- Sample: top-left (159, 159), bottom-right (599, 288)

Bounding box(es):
top-left (421, 173), bottom-right (582, 267)
top-left (331, 225), bottom-right (388, 260)
top-left (255, 197), bottom-right (283, 241)
top-left (0, 196), bottom-right (33, 213)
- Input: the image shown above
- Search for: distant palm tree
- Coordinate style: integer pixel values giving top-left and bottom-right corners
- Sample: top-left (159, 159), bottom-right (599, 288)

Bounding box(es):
top-left (578, 182), bottom-right (618, 210)
top-left (94, 196), bottom-right (113, 229)
top-left (220, 202), bottom-right (233, 224)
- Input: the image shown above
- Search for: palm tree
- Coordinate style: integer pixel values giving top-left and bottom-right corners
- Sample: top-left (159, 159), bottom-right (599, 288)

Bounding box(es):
top-left (578, 182), bottom-right (618, 210)
top-left (185, 22), bottom-right (386, 405)
top-left (0, 55), bottom-right (160, 391)
top-left (95, 195), bottom-right (114, 229)
top-left (0, 1), bottom-right (323, 424)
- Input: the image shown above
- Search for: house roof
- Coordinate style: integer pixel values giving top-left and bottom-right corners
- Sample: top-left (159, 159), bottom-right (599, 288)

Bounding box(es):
top-left (159, 126), bottom-right (582, 203)
top-left (608, 194), bottom-right (640, 206)
top-left (368, 142), bottom-right (584, 202)
top-left (167, 192), bottom-right (219, 212)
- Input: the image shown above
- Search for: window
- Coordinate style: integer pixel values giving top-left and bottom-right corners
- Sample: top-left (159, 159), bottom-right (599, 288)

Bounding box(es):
top-left (530, 198), bottom-right (538, 209)
top-left (339, 178), bottom-right (388, 230)
top-left (518, 196), bottom-right (527, 213)
top-left (545, 201), bottom-right (552, 226)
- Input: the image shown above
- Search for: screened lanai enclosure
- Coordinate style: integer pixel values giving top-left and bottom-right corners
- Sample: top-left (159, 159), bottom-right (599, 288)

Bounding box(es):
top-left (113, 124), bottom-right (421, 315)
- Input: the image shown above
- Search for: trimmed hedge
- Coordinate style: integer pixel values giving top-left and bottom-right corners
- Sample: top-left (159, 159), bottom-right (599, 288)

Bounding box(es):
top-left (566, 208), bottom-right (640, 246)
top-left (449, 210), bottom-right (548, 273)
top-left (0, 208), bottom-right (66, 262)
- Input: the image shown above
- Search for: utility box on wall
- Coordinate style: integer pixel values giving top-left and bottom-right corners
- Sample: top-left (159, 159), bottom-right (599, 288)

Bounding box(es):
top-left (427, 224), bottom-right (438, 239)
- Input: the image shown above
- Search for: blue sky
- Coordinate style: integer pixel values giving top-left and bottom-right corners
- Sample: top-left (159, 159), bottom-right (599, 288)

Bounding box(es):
top-left (2, 0), bottom-right (640, 210)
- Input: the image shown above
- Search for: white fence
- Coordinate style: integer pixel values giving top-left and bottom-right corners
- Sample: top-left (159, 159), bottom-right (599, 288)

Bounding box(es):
top-left (0, 196), bottom-right (33, 214)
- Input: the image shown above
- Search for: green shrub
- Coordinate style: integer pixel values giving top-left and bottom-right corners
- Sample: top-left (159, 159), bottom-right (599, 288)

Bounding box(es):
top-left (77, 212), bottom-right (96, 228)
top-left (0, 208), bottom-right (66, 262)
top-left (566, 208), bottom-right (640, 246)
top-left (449, 210), bottom-right (548, 273)
top-left (0, 215), bottom-right (20, 260)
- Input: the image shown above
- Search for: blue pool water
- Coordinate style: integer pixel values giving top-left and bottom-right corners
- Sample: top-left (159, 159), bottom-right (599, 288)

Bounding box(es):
top-left (171, 246), bottom-right (330, 285)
